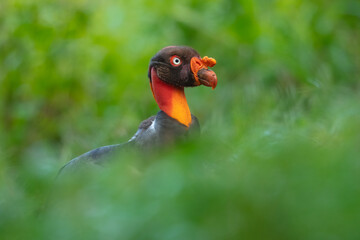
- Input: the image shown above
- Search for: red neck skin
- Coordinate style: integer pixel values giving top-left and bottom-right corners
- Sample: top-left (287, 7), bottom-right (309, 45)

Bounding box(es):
top-left (150, 68), bottom-right (192, 127)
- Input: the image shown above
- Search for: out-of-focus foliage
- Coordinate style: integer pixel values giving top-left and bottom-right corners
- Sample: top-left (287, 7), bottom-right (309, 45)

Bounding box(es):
top-left (0, 0), bottom-right (359, 239)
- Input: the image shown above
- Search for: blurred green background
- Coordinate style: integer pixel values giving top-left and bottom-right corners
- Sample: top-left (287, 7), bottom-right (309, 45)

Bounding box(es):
top-left (1, 0), bottom-right (360, 239)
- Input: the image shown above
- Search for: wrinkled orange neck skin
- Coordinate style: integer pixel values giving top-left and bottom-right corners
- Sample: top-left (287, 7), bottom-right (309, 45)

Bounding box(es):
top-left (150, 68), bottom-right (192, 127)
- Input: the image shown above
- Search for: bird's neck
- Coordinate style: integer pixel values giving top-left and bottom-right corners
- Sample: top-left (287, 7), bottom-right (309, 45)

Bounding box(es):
top-left (150, 68), bottom-right (192, 127)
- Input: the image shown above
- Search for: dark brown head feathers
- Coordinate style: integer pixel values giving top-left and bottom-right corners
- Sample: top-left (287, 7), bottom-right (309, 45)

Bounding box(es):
top-left (148, 46), bottom-right (201, 87)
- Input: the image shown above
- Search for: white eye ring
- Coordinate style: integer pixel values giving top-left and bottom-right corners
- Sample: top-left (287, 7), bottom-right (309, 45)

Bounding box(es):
top-left (172, 57), bottom-right (181, 65)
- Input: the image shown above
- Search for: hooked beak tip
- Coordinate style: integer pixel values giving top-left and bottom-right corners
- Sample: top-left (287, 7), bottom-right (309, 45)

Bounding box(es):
top-left (198, 69), bottom-right (217, 89)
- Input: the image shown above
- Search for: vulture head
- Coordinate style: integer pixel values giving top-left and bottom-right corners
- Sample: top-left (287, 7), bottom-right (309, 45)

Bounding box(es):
top-left (148, 46), bottom-right (217, 127)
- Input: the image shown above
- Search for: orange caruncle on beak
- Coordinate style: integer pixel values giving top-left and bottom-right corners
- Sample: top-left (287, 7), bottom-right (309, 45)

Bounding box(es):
top-left (190, 56), bottom-right (217, 89)
top-left (201, 56), bottom-right (216, 67)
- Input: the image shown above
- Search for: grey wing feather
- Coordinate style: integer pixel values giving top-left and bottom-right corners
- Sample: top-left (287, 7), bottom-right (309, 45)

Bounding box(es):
top-left (58, 116), bottom-right (156, 176)
top-left (58, 142), bottom-right (131, 176)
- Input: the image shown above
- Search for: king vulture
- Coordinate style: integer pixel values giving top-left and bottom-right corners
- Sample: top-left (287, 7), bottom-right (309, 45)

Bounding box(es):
top-left (60, 46), bottom-right (217, 172)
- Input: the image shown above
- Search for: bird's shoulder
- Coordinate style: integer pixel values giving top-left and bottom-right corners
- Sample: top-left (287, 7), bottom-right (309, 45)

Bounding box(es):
top-left (128, 115), bottom-right (157, 146)
top-left (138, 115), bottom-right (156, 130)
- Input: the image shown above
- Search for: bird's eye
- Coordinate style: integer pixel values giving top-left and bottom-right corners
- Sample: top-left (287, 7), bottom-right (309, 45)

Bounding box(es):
top-left (170, 55), bottom-right (182, 66)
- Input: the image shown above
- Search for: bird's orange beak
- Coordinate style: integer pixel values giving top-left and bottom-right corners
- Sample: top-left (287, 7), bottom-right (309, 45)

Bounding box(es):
top-left (190, 56), bottom-right (217, 89)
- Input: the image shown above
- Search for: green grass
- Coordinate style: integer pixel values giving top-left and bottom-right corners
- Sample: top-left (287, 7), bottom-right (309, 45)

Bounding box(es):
top-left (1, 0), bottom-right (360, 239)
